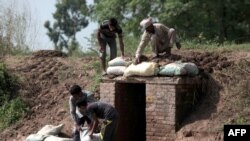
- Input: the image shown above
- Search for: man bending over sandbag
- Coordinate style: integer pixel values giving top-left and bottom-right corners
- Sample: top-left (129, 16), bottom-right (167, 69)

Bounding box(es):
top-left (76, 100), bottom-right (119, 141)
top-left (69, 85), bottom-right (96, 141)
top-left (135, 17), bottom-right (181, 64)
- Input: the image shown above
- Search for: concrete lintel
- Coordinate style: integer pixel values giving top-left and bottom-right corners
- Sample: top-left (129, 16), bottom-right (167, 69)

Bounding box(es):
top-left (102, 76), bottom-right (201, 85)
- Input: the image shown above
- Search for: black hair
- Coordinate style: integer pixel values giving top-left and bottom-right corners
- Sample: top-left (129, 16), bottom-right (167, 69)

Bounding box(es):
top-left (109, 18), bottom-right (118, 26)
top-left (70, 85), bottom-right (82, 95)
top-left (76, 99), bottom-right (87, 107)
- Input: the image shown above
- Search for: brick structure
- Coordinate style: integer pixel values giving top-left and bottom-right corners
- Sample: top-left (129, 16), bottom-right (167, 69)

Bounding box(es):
top-left (100, 76), bottom-right (202, 141)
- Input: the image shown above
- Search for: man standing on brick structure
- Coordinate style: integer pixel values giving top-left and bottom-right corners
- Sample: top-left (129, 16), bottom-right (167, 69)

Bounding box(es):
top-left (135, 18), bottom-right (181, 64)
top-left (76, 100), bottom-right (119, 141)
top-left (97, 18), bottom-right (125, 75)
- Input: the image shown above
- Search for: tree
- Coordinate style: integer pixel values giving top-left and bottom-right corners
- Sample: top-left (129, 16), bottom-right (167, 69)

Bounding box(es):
top-left (90, 0), bottom-right (250, 43)
top-left (0, 0), bottom-right (35, 56)
top-left (45, 0), bottom-right (89, 53)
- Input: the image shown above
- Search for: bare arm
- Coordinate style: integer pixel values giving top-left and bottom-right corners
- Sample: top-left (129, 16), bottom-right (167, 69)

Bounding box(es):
top-left (136, 32), bottom-right (150, 58)
top-left (88, 113), bottom-right (98, 136)
top-left (69, 97), bottom-right (78, 125)
top-left (118, 35), bottom-right (124, 57)
top-left (134, 32), bottom-right (151, 64)
top-left (97, 29), bottom-right (104, 52)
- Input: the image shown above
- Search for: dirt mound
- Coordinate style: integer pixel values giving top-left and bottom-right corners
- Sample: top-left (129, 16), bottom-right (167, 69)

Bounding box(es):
top-left (147, 51), bottom-right (233, 73)
top-left (1, 49), bottom-right (249, 141)
top-left (173, 51), bottom-right (250, 141)
top-left (1, 55), bottom-right (98, 141)
top-left (32, 50), bottom-right (67, 58)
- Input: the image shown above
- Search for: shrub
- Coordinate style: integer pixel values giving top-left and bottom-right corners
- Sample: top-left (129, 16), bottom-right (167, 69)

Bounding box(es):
top-left (0, 63), bottom-right (27, 130)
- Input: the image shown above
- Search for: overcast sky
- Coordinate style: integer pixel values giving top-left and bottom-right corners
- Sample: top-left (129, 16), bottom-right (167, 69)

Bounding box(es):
top-left (1, 0), bottom-right (97, 51)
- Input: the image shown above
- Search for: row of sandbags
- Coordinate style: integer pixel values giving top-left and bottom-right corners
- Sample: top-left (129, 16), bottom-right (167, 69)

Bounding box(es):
top-left (107, 57), bottom-right (130, 76)
top-left (106, 57), bottom-right (199, 77)
top-left (26, 124), bottom-right (102, 141)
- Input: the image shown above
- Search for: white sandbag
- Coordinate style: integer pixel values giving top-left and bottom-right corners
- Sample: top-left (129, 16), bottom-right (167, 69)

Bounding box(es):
top-left (26, 134), bottom-right (47, 141)
top-left (37, 124), bottom-right (64, 136)
top-left (80, 128), bottom-right (102, 141)
top-left (124, 62), bottom-right (158, 77)
top-left (158, 62), bottom-right (187, 76)
top-left (108, 57), bottom-right (130, 66)
top-left (183, 62), bottom-right (199, 76)
top-left (107, 66), bottom-right (126, 75)
top-left (44, 136), bottom-right (72, 141)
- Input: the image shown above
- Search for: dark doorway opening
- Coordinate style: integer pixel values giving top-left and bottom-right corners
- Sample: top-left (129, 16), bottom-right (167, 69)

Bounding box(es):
top-left (115, 83), bottom-right (146, 141)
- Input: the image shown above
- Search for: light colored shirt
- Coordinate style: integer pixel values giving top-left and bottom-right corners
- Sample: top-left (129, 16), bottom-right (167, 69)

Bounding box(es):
top-left (69, 90), bottom-right (96, 124)
top-left (136, 23), bottom-right (170, 58)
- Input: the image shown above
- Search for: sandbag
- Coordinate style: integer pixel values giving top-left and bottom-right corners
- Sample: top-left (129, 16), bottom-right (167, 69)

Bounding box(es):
top-left (107, 66), bottom-right (126, 75)
top-left (44, 136), bottom-right (72, 141)
top-left (158, 62), bottom-right (187, 76)
top-left (108, 57), bottom-right (131, 66)
top-left (183, 62), bottom-right (199, 76)
top-left (124, 62), bottom-right (158, 77)
top-left (37, 124), bottom-right (64, 136)
top-left (80, 128), bottom-right (102, 141)
top-left (26, 134), bottom-right (47, 141)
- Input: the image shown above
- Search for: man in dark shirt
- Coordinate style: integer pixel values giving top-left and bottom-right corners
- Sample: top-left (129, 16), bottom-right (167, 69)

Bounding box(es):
top-left (97, 18), bottom-right (125, 75)
top-left (76, 100), bottom-right (119, 141)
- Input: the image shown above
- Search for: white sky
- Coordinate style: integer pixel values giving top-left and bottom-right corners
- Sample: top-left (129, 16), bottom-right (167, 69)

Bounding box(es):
top-left (1, 0), bottom-right (97, 51)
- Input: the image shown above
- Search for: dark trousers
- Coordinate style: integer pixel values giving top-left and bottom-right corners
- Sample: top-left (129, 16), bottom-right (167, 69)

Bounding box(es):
top-left (101, 117), bottom-right (119, 141)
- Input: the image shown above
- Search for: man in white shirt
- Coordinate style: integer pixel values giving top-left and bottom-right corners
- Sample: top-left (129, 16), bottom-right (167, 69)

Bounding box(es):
top-left (69, 85), bottom-right (96, 141)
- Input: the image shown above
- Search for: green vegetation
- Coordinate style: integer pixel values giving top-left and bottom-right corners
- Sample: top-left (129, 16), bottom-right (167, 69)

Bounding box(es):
top-left (0, 63), bottom-right (27, 130)
top-left (41, 0), bottom-right (249, 56)
top-left (182, 41), bottom-right (250, 51)
top-left (0, 98), bottom-right (26, 129)
top-left (0, 1), bottom-right (36, 57)
top-left (82, 61), bottom-right (102, 92)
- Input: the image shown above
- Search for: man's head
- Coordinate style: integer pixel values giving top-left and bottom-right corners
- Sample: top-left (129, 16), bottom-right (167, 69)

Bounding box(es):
top-left (76, 99), bottom-right (88, 113)
top-left (140, 18), bottom-right (154, 33)
top-left (70, 85), bottom-right (82, 99)
top-left (108, 18), bottom-right (118, 31)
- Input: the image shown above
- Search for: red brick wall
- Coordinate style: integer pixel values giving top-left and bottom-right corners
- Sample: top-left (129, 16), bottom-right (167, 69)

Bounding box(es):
top-left (100, 77), bottom-right (201, 141)
top-left (146, 84), bottom-right (176, 141)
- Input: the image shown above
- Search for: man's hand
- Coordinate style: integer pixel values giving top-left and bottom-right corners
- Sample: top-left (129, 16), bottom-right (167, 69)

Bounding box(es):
top-left (121, 54), bottom-right (125, 58)
top-left (99, 47), bottom-right (104, 53)
top-left (89, 133), bottom-right (93, 139)
top-left (134, 57), bottom-right (140, 65)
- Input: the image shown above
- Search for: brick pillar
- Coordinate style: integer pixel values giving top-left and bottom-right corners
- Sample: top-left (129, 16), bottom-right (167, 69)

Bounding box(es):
top-left (146, 84), bottom-right (176, 141)
top-left (100, 82), bottom-right (116, 106)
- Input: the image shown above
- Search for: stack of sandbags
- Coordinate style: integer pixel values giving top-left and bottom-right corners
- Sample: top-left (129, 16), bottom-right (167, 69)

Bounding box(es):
top-left (26, 134), bottom-right (47, 141)
top-left (158, 62), bottom-right (199, 76)
top-left (26, 124), bottom-right (72, 141)
top-left (124, 62), bottom-right (159, 77)
top-left (36, 124), bottom-right (64, 136)
top-left (107, 57), bottom-right (131, 76)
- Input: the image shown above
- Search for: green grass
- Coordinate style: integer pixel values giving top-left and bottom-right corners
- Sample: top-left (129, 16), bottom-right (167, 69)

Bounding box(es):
top-left (0, 98), bottom-right (27, 129)
top-left (182, 40), bottom-right (250, 51)
top-left (82, 60), bottom-right (102, 92)
top-left (0, 63), bottom-right (27, 130)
